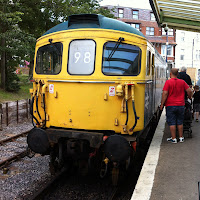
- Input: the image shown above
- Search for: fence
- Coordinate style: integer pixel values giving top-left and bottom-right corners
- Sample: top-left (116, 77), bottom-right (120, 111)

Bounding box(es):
top-left (0, 99), bottom-right (31, 130)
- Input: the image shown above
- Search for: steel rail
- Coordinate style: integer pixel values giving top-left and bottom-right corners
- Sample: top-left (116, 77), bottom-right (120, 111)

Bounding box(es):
top-left (108, 187), bottom-right (119, 200)
top-left (0, 131), bottom-right (29, 145)
top-left (0, 150), bottom-right (27, 169)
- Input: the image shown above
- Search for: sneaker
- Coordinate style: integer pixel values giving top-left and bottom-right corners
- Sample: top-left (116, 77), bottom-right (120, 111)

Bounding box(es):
top-left (196, 119), bottom-right (199, 122)
top-left (167, 137), bottom-right (177, 143)
top-left (179, 137), bottom-right (184, 143)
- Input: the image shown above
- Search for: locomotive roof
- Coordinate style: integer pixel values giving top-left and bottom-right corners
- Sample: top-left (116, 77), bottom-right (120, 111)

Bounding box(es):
top-left (43, 14), bottom-right (145, 37)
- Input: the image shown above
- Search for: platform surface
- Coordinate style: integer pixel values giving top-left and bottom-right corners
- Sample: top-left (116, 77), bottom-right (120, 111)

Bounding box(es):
top-left (132, 110), bottom-right (200, 200)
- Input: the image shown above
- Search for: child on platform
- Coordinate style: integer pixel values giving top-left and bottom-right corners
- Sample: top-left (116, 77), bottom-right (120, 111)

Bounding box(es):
top-left (193, 85), bottom-right (200, 122)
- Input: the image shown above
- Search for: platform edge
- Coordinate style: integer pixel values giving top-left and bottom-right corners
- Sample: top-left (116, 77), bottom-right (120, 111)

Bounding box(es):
top-left (131, 110), bottom-right (166, 200)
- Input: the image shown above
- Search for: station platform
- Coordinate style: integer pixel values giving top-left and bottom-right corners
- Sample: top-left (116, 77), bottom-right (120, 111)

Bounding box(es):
top-left (131, 110), bottom-right (200, 200)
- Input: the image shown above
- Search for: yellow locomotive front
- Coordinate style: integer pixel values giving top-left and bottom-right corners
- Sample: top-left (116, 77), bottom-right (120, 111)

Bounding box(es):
top-left (27, 14), bottom-right (150, 178)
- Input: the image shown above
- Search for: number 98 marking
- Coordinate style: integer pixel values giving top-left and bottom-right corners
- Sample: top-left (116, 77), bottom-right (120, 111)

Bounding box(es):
top-left (74, 52), bottom-right (91, 64)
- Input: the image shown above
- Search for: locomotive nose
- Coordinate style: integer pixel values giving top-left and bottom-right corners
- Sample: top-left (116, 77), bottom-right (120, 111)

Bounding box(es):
top-left (104, 135), bottom-right (132, 162)
top-left (27, 128), bottom-right (50, 154)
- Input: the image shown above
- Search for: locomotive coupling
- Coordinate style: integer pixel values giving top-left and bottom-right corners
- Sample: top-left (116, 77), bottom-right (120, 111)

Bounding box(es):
top-left (27, 128), bottom-right (50, 154)
top-left (104, 135), bottom-right (132, 162)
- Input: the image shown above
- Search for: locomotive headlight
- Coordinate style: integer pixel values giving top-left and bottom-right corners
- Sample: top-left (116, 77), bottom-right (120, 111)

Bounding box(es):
top-left (116, 84), bottom-right (124, 96)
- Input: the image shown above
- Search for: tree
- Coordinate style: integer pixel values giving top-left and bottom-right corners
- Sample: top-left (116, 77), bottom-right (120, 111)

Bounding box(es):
top-left (17, 0), bottom-right (114, 79)
top-left (0, 0), bottom-right (35, 90)
top-left (18, 0), bottom-right (115, 39)
top-left (0, 0), bottom-right (21, 90)
top-left (0, 0), bottom-right (114, 89)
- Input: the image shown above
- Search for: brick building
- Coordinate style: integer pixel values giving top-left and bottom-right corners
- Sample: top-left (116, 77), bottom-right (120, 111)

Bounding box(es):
top-left (103, 5), bottom-right (176, 69)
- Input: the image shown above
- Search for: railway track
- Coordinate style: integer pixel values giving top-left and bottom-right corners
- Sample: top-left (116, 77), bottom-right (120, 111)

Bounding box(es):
top-left (0, 131), bottom-right (29, 145)
top-left (108, 187), bottom-right (119, 200)
top-left (0, 150), bottom-right (28, 171)
top-left (0, 118), bottom-right (158, 199)
top-left (20, 133), bottom-right (151, 200)
top-left (0, 131), bottom-right (29, 171)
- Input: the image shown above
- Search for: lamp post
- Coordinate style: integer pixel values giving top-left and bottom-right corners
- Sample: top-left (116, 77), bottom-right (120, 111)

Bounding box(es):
top-left (164, 25), bottom-right (169, 65)
top-left (192, 38), bottom-right (194, 68)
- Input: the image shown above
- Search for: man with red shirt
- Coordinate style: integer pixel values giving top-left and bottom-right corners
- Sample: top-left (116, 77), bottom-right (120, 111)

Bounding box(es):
top-left (160, 68), bottom-right (192, 143)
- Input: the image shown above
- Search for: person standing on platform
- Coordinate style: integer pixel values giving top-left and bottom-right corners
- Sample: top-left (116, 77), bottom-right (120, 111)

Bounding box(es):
top-left (178, 66), bottom-right (192, 88)
top-left (193, 85), bottom-right (200, 122)
top-left (160, 68), bottom-right (193, 143)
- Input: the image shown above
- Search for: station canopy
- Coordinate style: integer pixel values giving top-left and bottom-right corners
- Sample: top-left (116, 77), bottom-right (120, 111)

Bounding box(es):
top-left (149, 0), bottom-right (200, 32)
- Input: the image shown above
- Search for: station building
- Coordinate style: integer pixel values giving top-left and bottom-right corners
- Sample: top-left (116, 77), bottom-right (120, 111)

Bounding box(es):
top-left (175, 30), bottom-right (200, 83)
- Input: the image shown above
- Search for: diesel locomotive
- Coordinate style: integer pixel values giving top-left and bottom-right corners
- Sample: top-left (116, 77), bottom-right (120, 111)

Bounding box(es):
top-left (27, 14), bottom-right (166, 182)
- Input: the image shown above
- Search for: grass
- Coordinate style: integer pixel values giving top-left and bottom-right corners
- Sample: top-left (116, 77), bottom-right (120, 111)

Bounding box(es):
top-left (0, 74), bottom-right (32, 103)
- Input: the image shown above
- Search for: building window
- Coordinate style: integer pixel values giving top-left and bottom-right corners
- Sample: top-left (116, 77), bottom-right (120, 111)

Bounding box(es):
top-left (118, 8), bottom-right (124, 18)
top-left (131, 23), bottom-right (140, 31)
top-left (196, 50), bottom-right (198, 60)
top-left (162, 28), bottom-right (173, 36)
top-left (180, 49), bottom-right (184, 60)
top-left (167, 45), bottom-right (173, 56)
top-left (196, 34), bottom-right (199, 42)
top-left (161, 45), bottom-right (165, 56)
top-left (150, 13), bottom-right (155, 21)
top-left (161, 45), bottom-right (173, 57)
top-left (162, 28), bottom-right (166, 35)
top-left (146, 27), bottom-right (154, 36)
top-left (132, 10), bottom-right (139, 20)
top-left (168, 29), bottom-right (173, 36)
top-left (181, 32), bottom-right (185, 41)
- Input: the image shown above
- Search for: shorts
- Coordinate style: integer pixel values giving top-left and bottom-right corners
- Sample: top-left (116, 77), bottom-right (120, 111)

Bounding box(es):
top-left (166, 106), bottom-right (185, 126)
top-left (193, 104), bottom-right (200, 112)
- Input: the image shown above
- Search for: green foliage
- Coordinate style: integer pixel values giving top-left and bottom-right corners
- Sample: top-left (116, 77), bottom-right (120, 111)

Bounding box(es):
top-left (0, 0), bottom-right (114, 91)
top-left (0, 0), bottom-right (36, 91)
top-left (18, 0), bottom-right (115, 39)
top-left (5, 66), bottom-right (20, 92)
top-left (18, 74), bottom-right (29, 85)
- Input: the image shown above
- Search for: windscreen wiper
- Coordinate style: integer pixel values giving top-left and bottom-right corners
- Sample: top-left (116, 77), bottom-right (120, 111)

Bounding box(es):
top-left (49, 39), bottom-right (61, 56)
top-left (106, 37), bottom-right (125, 61)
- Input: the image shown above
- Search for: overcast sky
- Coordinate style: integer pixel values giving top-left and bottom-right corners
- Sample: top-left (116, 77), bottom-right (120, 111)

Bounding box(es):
top-left (99, 0), bottom-right (151, 10)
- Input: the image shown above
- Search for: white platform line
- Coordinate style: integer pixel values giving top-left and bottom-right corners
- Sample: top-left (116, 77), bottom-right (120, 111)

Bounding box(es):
top-left (131, 110), bottom-right (166, 200)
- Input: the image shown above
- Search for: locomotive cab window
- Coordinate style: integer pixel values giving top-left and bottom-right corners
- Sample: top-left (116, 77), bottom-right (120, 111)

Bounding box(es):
top-left (68, 40), bottom-right (95, 75)
top-left (146, 51), bottom-right (151, 76)
top-left (152, 54), bottom-right (155, 75)
top-left (102, 42), bottom-right (141, 76)
top-left (36, 42), bottom-right (62, 75)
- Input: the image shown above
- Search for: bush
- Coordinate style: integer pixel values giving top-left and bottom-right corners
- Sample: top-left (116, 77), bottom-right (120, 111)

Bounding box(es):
top-left (6, 66), bottom-right (20, 92)
top-left (18, 74), bottom-right (29, 85)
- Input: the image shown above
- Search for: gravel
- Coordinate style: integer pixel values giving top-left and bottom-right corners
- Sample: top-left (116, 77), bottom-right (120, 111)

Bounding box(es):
top-left (0, 155), bottom-right (51, 200)
top-left (0, 121), bottom-right (52, 200)
top-left (0, 121), bottom-right (33, 140)
top-left (0, 121), bottom-right (140, 200)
